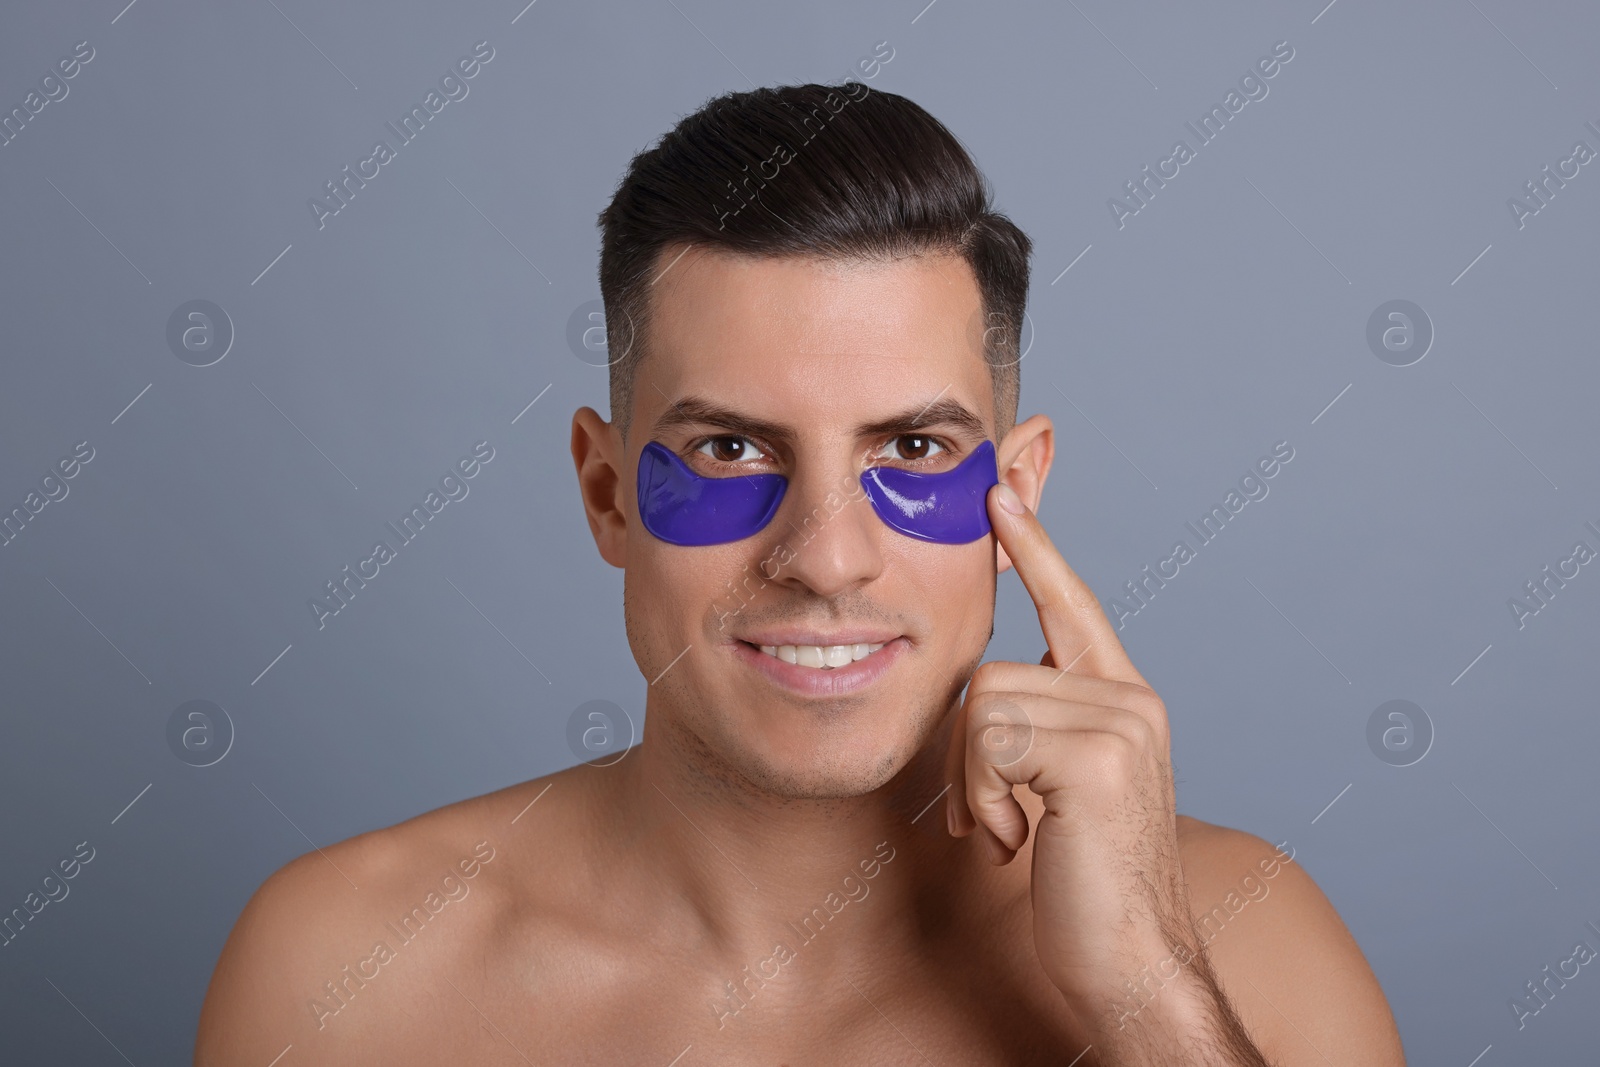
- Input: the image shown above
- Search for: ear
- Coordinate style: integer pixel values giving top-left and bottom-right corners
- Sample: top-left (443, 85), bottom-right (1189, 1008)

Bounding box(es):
top-left (994, 413), bottom-right (1054, 576)
top-left (571, 406), bottom-right (627, 569)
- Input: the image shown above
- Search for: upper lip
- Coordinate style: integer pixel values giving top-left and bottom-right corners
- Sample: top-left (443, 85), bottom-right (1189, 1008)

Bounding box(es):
top-left (735, 631), bottom-right (901, 647)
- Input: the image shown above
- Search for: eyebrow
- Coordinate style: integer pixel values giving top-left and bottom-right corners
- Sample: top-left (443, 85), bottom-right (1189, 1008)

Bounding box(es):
top-left (650, 394), bottom-right (990, 446)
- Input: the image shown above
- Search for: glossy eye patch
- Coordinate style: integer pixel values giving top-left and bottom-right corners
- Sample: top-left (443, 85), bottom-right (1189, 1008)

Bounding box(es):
top-left (637, 439), bottom-right (998, 546)
top-left (635, 441), bottom-right (788, 546)
top-left (858, 438), bottom-right (998, 544)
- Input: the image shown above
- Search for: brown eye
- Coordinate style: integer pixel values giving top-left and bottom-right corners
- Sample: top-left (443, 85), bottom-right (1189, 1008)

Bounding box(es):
top-left (697, 436), bottom-right (761, 463)
top-left (879, 434), bottom-right (944, 463)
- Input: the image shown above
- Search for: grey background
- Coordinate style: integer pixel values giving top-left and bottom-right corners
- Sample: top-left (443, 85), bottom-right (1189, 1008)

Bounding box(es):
top-left (1, 0), bottom-right (1596, 1062)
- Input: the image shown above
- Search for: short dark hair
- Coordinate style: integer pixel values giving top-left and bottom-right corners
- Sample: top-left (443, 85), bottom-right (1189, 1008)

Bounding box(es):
top-left (595, 82), bottom-right (1033, 446)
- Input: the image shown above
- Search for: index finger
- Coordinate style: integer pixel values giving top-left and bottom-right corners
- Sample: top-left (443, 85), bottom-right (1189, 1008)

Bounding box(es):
top-left (987, 482), bottom-right (1149, 688)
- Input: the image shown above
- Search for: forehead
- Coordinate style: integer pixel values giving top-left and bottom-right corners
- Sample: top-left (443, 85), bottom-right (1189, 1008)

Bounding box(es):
top-left (637, 246), bottom-right (992, 438)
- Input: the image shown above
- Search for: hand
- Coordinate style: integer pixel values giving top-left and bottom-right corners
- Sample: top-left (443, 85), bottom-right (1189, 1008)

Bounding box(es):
top-left (944, 482), bottom-right (1197, 1034)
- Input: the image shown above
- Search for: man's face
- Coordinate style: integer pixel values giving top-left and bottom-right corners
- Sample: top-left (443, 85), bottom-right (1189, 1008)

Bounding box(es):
top-left (621, 246), bottom-right (1001, 799)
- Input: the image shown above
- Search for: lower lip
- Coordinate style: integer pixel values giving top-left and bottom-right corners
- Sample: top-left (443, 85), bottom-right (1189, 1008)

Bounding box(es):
top-left (730, 638), bottom-right (906, 697)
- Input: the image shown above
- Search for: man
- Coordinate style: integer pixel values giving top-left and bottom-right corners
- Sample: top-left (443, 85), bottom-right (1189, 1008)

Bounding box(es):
top-left (197, 83), bottom-right (1406, 1065)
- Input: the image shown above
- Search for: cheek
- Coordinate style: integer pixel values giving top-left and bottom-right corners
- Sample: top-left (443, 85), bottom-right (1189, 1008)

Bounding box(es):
top-left (622, 548), bottom-right (691, 662)
top-left (956, 549), bottom-right (998, 639)
top-left (626, 540), bottom-right (749, 642)
top-left (895, 539), bottom-right (995, 622)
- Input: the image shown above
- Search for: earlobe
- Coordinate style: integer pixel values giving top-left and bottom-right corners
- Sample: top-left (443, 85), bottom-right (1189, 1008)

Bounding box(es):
top-left (571, 407), bottom-right (627, 569)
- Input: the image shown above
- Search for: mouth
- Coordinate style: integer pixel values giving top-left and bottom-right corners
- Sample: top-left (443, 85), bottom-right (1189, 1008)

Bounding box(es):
top-left (729, 636), bottom-right (906, 697)
top-left (745, 640), bottom-right (888, 669)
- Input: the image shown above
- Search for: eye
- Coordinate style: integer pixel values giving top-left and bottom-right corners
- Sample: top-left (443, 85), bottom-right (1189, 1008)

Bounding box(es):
top-left (875, 434), bottom-right (946, 464)
top-left (693, 435), bottom-right (767, 465)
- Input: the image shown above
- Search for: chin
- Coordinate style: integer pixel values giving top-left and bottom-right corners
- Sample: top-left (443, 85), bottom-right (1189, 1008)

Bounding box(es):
top-left (716, 708), bottom-right (936, 801)
top-left (738, 755), bottom-right (905, 801)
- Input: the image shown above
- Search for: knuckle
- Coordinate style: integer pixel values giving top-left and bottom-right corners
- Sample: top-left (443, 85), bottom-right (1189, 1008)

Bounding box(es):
top-left (1116, 707), bottom-right (1159, 749)
top-left (1116, 681), bottom-right (1165, 717)
top-left (1079, 730), bottom-right (1137, 782)
top-left (968, 694), bottom-right (1034, 768)
top-left (1126, 710), bottom-right (1164, 751)
top-left (1032, 585), bottom-right (1067, 616)
top-left (969, 660), bottom-right (1006, 692)
top-left (971, 687), bottom-right (1023, 718)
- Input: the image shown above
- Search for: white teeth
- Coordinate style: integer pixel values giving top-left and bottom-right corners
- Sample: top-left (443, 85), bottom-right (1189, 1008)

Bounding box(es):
top-left (756, 642), bottom-right (887, 669)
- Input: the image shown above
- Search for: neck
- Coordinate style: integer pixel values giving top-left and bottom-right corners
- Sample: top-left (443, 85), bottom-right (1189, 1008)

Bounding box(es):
top-left (605, 706), bottom-right (1029, 979)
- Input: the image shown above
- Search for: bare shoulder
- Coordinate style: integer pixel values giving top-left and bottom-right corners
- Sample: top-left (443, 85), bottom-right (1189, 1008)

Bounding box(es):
top-left (194, 765), bottom-right (589, 1066)
top-left (1173, 815), bottom-right (1406, 1066)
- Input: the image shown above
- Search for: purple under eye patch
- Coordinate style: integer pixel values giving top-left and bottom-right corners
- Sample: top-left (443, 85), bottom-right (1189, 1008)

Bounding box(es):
top-left (635, 442), bottom-right (788, 547)
top-left (858, 438), bottom-right (998, 544)
top-left (637, 439), bottom-right (999, 546)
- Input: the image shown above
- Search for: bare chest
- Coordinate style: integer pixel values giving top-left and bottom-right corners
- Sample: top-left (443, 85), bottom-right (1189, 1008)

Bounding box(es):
top-left (373, 923), bottom-right (1098, 1066)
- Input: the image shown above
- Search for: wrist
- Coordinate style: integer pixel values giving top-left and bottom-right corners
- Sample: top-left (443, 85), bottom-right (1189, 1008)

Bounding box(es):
top-left (1055, 932), bottom-right (1207, 1029)
top-left (1092, 969), bottom-right (1212, 1039)
top-left (1056, 939), bottom-right (1240, 1055)
top-left (1075, 967), bottom-right (1269, 1067)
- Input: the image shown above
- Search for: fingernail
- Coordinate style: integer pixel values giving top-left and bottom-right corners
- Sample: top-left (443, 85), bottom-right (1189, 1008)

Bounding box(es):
top-left (996, 483), bottom-right (1024, 515)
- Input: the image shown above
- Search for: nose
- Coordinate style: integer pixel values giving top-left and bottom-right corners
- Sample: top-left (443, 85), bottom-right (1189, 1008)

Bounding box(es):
top-left (766, 461), bottom-right (883, 599)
